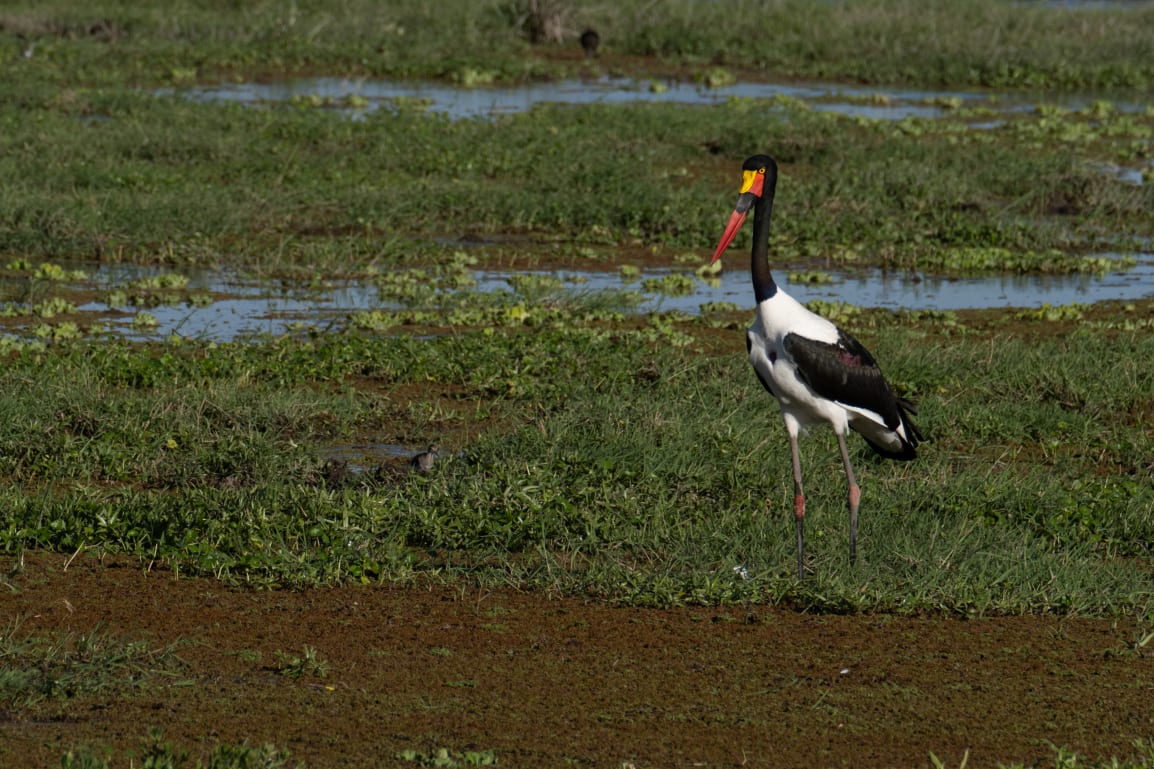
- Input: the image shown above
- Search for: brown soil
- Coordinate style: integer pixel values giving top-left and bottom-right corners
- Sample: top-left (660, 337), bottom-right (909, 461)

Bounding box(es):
top-left (3, 553), bottom-right (1152, 768)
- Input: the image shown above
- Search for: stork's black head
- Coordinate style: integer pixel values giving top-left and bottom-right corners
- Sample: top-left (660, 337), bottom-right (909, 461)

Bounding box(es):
top-left (742, 154), bottom-right (778, 178)
top-left (711, 153), bottom-right (780, 263)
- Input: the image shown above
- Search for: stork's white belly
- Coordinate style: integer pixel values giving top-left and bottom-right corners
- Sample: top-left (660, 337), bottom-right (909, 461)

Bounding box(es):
top-left (747, 334), bottom-right (850, 431)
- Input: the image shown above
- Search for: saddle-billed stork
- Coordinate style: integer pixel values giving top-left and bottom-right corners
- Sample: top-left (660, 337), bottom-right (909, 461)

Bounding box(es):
top-left (711, 154), bottom-right (923, 579)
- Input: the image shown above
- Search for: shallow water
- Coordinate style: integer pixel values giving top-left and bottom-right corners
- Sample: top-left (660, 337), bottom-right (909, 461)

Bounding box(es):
top-left (321, 441), bottom-right (415, 471)
top-left (62, 255), bottom-right (1154, 342)
top-left (162, 74), bottom-right (1146, 122)
top-left (162, 76), bottom-right (956, 121)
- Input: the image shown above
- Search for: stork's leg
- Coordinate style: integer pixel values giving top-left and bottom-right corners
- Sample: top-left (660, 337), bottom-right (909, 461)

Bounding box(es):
top-left (835, 431), bottom-right (862, 565)
top-left (788, 432), bottom-right (806, 580)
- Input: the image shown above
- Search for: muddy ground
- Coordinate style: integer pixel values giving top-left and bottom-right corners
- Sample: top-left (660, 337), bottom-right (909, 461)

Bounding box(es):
top-left (2, 552), bottom-right (1152, 768)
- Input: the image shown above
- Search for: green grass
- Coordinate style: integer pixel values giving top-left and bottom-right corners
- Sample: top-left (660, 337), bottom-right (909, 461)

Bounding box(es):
top-left (0, 4), bottom-right (1152, 290)
top-left (0, 91), bottom-right (1150, 285)
top-left (0, 0), bottom-right (1150, 616)
top-left (2, 0), bottom-right (1153, 90)
top-left (2, 5), bottom-right (1150, 765)
top-left (2, 312), bottom-right (1151, 614)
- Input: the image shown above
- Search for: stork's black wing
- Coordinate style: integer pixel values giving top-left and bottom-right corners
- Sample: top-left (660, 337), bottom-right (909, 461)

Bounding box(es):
top-left (783, 330), bottom-right (910, 434)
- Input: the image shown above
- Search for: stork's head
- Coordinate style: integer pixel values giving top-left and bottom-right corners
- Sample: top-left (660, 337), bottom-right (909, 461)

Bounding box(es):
top-left (711, 154), bottom-right (778, 263)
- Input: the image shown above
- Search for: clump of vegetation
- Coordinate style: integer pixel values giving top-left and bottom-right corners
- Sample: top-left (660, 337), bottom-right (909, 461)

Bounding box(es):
top-left (271, 645), bottom-right (328, 679)
top-left (397, 746), bottom-right (497, 767)
top-left (918, 248), bottom-right (1135, 275)
top-left (0, 621), bottom-right (186, 709)
top-left (60, 730), bottom-right (298, 769)
top-left (788, 270), bottom-right (836, 285)
top-left (496, 0), bottom-right (570, 45)
top-left (641, 274), bottom-right (696, 296)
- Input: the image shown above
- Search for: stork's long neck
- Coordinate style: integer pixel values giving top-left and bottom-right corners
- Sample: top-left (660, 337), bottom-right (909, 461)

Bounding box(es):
top-left (751, 179), bottom-right (778, 304)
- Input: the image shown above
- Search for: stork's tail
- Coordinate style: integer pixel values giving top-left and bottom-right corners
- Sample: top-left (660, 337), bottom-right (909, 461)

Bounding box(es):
top-left (863, 397), bottom-right (923, 461)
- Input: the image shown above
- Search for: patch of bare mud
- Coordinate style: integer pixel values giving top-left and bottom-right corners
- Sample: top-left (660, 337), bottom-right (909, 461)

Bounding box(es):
top-left (2, 553), bottom-right (1152, 768)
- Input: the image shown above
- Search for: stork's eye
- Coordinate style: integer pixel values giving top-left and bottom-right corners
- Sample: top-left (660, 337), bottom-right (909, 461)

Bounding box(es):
top-left (758, 167), bottom-right (766, 174)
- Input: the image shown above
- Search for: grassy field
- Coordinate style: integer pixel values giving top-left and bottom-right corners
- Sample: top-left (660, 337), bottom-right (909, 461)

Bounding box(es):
top-left (2, 1), bottom-right (1154, 767)
top-left (2, 0), bottom-right (1153, 89)
top-left (2, 304), bottom-right (1153, 611)
top-left (2, 75), bottom-right (1153, 269)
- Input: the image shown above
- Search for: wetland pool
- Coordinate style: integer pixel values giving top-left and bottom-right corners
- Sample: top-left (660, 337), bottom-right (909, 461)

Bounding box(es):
top-left (160, 74), bottom-right (1152, 122)
top-left (11, 255), bottom-right (1148, 342)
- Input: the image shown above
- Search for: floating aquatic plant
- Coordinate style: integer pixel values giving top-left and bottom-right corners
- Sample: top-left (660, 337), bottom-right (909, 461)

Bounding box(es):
top-left (787, 271), bottom-right (836, 285)
top-left (132, 312), bottom-right (160, 329)
top-left (919, 248), bottom-right (1135, 275)
top-left (29, 321), bottom-right (83, 341)
top-left (700, 67), bottom-right (736, 89)
top-left (33, 263), bottom-right (88, 281)
top-left (804, 299), bottom-right (862, 326)
top-left (641, 274), bottom-right (696, 296)
top-left (1016, 303), bottom-right (1087, 322)
top-left (32, 298), bottom-right (77, 318)
top-left (700, 301), bottom-right (742, 314)
top-left (506, 273), bottom-right (565, 294)
top-left (695, 261), bottom-right (722, 278)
